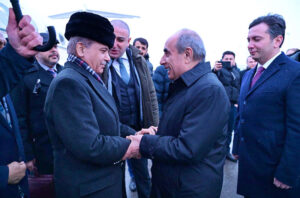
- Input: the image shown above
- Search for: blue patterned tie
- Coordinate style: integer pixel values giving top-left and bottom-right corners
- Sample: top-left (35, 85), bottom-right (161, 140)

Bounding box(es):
top-left (47, 68), bottom-right (57, 78)
top-left (117, 58), bottom-right (130, 84)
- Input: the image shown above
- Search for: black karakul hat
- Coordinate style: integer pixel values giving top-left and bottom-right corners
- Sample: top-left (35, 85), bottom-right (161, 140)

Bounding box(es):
top-left (65, 12), bottom-right (115, 49)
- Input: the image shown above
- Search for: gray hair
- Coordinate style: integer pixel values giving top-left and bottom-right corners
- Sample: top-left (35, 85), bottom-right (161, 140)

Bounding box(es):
top-left (176, 29), bottom-right (206, 61)
top-left (67, 36), bottom-right (94, 55)
top-left (110, 20), bottom-right (130, 36)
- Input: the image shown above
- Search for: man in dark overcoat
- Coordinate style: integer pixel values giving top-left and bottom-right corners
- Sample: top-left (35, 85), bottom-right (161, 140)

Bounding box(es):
top-left (11, 33), bottom-right (63, 174)
top-left (233, 14), bottom-right (300, 198)
top-left (0, 8), bottom-right (42, 198)
top-left (44, 12), bottom-right (138, 198)
top-left (129, 29), bottom-right (230, 198)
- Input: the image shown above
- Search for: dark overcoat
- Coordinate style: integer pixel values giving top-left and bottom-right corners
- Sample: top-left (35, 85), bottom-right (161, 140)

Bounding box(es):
top-left (11, 62), bottom-right (63, 174)
top-left (140, 62), bottom-right (230, 198)
top-left (233, 53), bottom-right (300, 198)
top-left (44, 61), bottom-right (135, 198)
top-left (0, 43), bottom-right (34, 198)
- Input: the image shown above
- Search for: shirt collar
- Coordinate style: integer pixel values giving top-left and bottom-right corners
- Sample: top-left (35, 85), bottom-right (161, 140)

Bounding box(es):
top-left (180, 62), bottom-right (211, 87)
top-left (258, 51), bottom-right (281, 69)
top-left (38, 61), bottom-right (57, 72)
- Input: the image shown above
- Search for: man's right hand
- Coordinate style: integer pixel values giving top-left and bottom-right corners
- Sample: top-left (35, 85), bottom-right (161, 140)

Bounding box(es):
top-left (7, 161), bottom-right (26, 184)
top-left (214, 61), bottom-right (223, 71)
top-left (6, 8), bottom-right (42, 58)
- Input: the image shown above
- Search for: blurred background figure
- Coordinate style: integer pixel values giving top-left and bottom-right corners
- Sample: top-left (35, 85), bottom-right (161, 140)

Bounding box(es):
top-left (133, 37), bottom-right (154, 76)
top-left (152, 65), bottom-right (170, 118)
top-left (212, 51), bottom-right (240, 162)
top-left (286, 48), bottom-right (300, 62)
top-left (240, 55), bottom-right (257, 82)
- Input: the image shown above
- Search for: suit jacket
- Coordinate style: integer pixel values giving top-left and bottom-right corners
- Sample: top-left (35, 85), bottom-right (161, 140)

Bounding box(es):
top-left (11, 62), bottom-right (63, 174)
top-left (233, 53), bottom-right (300, 198)
top-left (140, 62), bottom-right (230, 198)
top-left (103, 45), bottom-right (159, 128)
top-left (0, 43), bottom-right (34, 198)
top-left (44, 61), bottom-right (135, 198)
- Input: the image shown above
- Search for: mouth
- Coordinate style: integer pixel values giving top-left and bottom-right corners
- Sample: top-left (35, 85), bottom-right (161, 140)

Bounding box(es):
top-left (49, 55), bottom-right (58, 59)
top-left (110, 49), bottom-right (119, 55)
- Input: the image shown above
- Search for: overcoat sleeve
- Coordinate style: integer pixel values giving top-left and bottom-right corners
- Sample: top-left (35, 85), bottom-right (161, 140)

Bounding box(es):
top-left (0, 43), bottom-right (34, 98)
top-left (0, 166), bottom-right (9, 189)
top-left (10, 80), bottom-right (35, 162)
top-left (140, 85), bottom-right (229, 163)
top-left (275, 71), bottom-right (300, 187)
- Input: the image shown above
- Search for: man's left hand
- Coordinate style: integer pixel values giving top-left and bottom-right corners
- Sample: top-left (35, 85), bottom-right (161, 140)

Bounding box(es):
top-left (273, 178), bottom-right (291, 189)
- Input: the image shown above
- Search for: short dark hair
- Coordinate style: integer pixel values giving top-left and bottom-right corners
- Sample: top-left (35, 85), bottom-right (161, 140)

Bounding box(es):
top-left (249, 14), bottom-right (286, 47)
top-left (222, 51), bottom-right (235, 59)
top-left (133, 37), bottom-right (149, 48)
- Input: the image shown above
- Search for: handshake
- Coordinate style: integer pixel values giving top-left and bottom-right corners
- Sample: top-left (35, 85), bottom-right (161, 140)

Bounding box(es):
top-left (122, 126), bottom-right (157, 160)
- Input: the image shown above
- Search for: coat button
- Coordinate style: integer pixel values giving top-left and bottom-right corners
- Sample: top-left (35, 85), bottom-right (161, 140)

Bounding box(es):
top-left (241, 137), bottom-right (245, 142)
top-left (243, 101), bottom-right (246, 105)
top-left (240, 119), bottom-right (245, 124)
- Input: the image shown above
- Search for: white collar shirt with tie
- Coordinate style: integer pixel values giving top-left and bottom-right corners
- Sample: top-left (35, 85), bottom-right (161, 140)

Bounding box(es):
top-left (112, 53), bottom-right (131, 77)
top-left (38, 61), bottom-right (58, 73)
top-left (255, 51), bottom-right (281, 74)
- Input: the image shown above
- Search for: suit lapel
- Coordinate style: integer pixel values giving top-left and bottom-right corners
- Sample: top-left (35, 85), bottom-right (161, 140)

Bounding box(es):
top-left (0, 112), bottom-right (10, 131)
top-left (246, 54), bottom-right (283, 98)
top-left (68, 63), bottom-right (119, 119)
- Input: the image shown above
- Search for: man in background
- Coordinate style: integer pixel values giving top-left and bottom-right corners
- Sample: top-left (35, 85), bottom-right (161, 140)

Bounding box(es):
top-left (133, 37), bottom-right (154, 76)
top-left (103, 20), bottom-right (159, 198)
top-left (240, 55), bottom-right (257, 81)
top-left (11, 32), bottom-right (63, 175)
top-left (213, 51), bottom-right (240, 162)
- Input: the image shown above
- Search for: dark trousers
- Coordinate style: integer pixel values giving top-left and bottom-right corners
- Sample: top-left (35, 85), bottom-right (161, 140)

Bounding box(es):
top-left (130, 158), bottom-right (151, 198)
top-left (226, 103), bottom-right (237, 153)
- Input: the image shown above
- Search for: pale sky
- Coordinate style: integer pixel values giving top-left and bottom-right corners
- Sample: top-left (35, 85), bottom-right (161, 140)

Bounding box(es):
top-left (2, 0), bottom-right (300, 69)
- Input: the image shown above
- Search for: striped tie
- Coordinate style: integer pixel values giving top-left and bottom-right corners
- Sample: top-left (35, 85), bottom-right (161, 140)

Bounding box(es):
top-left (117, 58), bottom-right (130, 84)
top-left (47, 68), bottom-right (57, 78)
top-left (250, 66), bottom-right (265, 88)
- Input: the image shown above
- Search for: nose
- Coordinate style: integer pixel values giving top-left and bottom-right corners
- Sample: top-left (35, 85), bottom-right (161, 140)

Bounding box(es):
top-left (248, 40), bottom-right (254, 50)
top-left (105, 51), bottom-right (111, 62)
top-left (160, 55), bottom-right (166, 66)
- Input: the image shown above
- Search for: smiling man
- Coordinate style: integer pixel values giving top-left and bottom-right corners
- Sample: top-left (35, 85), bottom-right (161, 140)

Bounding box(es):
top-left (233, 14), bottom-right (300, 198)
top-left (44, 12), bottom-right (138, 198)
top-left (103, 20), bottom-right (158, 198)
top-left (129, 29), bottom-right (230, 198)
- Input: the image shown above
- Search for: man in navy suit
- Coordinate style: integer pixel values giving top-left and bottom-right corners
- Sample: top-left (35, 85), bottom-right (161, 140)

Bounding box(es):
top-left (233, 14), bottom-right (300, 198)
top-left (0, 8), bottom-right (42, 198)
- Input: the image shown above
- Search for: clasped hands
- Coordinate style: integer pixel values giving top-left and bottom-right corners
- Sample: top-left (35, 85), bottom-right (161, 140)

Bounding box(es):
top-left (122, 126), bottom-right (157, 160)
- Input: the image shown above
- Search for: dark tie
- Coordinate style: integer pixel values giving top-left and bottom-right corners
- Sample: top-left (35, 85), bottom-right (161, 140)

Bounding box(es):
top-left (47, 68), bottom-right (57, 78)
top-left (0, 97), bottom-right (12, 128)
top-left (250, 66), bottom-right (265, 88)
top-left (117, 58), bottom-right (130, 84)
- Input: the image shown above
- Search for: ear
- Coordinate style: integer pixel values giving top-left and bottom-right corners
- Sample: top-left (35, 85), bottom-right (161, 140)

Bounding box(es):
top-left (75, 42), bottom-right (85, 57)
top-left (184, 47), bottom-right (193, 64)
top-left (128, 37), bottom-right (132, 46)
top-left (274, 35), bottom-right (283, 48)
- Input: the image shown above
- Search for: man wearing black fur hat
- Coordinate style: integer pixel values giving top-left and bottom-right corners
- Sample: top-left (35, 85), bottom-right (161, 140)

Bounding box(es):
top-left (102, 20), bottom-right (159, 198)
top-left (44, 12), bottom-right (139, 198)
